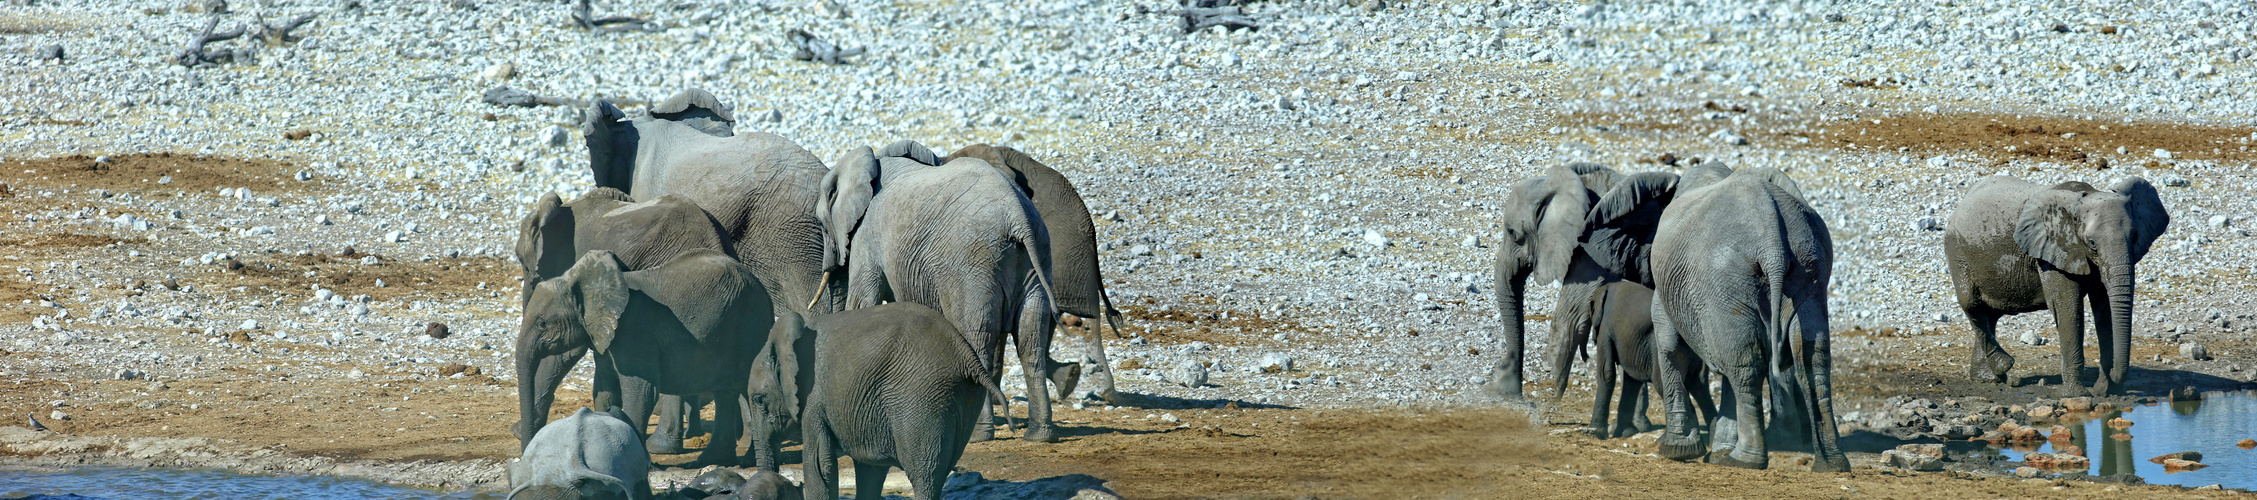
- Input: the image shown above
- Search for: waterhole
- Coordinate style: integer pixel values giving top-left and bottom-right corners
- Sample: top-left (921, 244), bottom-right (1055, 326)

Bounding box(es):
top-left (1985, 390), bottom-right (2257, 489)
top-left (0, 467), bottom-right (495, 500)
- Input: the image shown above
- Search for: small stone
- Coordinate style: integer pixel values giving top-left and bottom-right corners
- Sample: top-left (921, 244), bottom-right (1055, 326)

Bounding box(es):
top-left (2012, 466), bottom-right (2044, 478)
top-left (2048, 426), bottom-right (2074, 442)
top-left (2149, 451), bottom-right (2204, 464)
top-left (1895, 443), bottom-right (1945, 459)
top-left (385, 230), bottom-right (405, 243)
top-left (2153, 149), bottom-right (2173, 159)
top-left (762, 109), bottom-right (784, 122)
top-left (347, 369), bottom-right (366, 380)
top-left (348, 303), bottom-right (369, 317)
top-left (2024, 452), bottom-right (2089, 470)
top-left (543, 126), bottom-right (570, 147)
top-left (1168, 359), bottom-right (1208, 388)
top-left (1916, 217), bottom-right (1944, 231)
top-left (1710, 129), bottom-right (1748, 145)
top-left (114, 368), bottom-right (141, 380)
top-left (2236, 439), bottom-right (2254, 449)
top-left (439, 363), bottom-right (469, 376)
top-left (2018, 329), bottom-right (2048, 346)
top-left (482, 62), bottom-right (515, 82)
top-left (2209, 215), bottom-right (2231, 228)
top-left (34, 44), bottom-right (62, 61)
top-left (1884, 449), bottom-right (1944, 471)
top-left (1257, 352), bottom-right (1293, 373)
top-left (240, 319), bottom-right (259, 330)
top-left (426, 322), bottom-right (451, 339)
top-left (2156, 173), bottom-right (2191, 187)
top-left (2170, 386), bottom-right (2201, 401)
top-left (2180, 343), bottom-right (2208, 360)
top-left (1129, 244), bottom-right (1153, 256)
top-left (1361, 229), bottom-right (1389, 247)
top-left (1159, 413), bottom-right (1180, 423)
top-left (2060, 397), bottom-right (2092, 412)
top-left (2106, 417), bottom-right (2133, 429)
top-left (48, 410), bottom-right (68, 421)
top-left (2162, 458), bottom-right (2208, 470)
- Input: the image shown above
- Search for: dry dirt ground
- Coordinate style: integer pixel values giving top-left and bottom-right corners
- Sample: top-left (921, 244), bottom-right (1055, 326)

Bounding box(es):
top-left (6, 112), bottom-right (2257, 498)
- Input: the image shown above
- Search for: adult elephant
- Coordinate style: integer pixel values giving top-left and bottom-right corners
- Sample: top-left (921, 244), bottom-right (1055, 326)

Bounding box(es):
top-left (1945, 176), bottom-right (2169, 396)
top-left (515, 249), bottom-right (773, 467)
top-left (942, 143), bottom-right (1124, 404)
top-left (1591, 166), bottom-right (1846, 471)
top-left (816, 142), bottom-right (1072, 443)
top-left (1478, 162), bottom-right (1621, 402)
top-left (583, 88), bottom-right (836, 464)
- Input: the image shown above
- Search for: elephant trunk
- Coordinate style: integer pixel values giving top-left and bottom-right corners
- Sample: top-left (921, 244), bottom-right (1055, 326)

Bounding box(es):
top-left (515, 345), bottom-right (585, 449)
top-left (2103, 263), bottom-right (2136, 394)
top-left (1488, 247), bottom-right (1533, 401)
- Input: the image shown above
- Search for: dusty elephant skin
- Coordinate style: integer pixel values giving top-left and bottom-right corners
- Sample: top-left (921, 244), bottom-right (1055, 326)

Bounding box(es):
top-left (800, 303), bottom-right (1011, 500)
top-left (817, 142), bottom-right (1073, 443)
top-left (1480, 162), bottom-right (1623, 402)
top-left (1625, 166), bottom-right (1847, 472)
top-left (509, 407), bottom-right (653, 500)
top-left (514, 249), bottom-right (773, 468)
top-left (944, 143), bottom-right (1125, 405)
top-left (1945, 175), bottom-right (2170, 396)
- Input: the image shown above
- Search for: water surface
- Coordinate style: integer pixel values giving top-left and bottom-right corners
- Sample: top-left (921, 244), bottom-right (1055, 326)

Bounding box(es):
top-left (0, 467), bottom-right (497, 500)
top-left (1989, 390), bottom-right (2257, 489)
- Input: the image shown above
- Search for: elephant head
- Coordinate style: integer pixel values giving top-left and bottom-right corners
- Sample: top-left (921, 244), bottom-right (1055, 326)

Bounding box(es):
top-left (647, 87), bottom-right (736, 137)
top-left (815, 146), bottom-right (882, 276)
top-left (2013, 177), bottom-right (2170, 392)
top-left (583, 101), bottom-right (641, 193)
top-left (1487, 162), bottom-right (1617, 400)
top-left (516, 192), bottom-right (580, 307)
top-left (515, 251), bottom-right (632, 447)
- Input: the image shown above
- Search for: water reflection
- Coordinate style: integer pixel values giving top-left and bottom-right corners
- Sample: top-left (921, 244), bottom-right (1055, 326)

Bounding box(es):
top-left (1992, 390), bottom-right (2257, 489)
top-left (0, 467), bottom-right (497, 500)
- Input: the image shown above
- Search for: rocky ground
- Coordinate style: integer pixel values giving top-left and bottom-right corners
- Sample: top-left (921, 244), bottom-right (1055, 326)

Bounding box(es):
top-left (3, 0), bottom-right (2257, 496)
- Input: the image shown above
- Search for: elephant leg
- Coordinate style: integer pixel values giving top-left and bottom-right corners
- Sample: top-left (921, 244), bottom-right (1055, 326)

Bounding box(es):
top-left (648, 394), bottom-right (688, 455)
top-left (684, 394), bottom-right (706, 438)
top-left (801, 408), bottom-right (838, 500)
top-left (1072, 319), bottom-right (1115, 403)
top-left (2040, 271), bottom-right (2091, 395)
top-left (1652, 300), bottom-right (1705, 461)
top-left (694, 391), bottom-right (745, 466)
top-left (1964, 306), bottom-right (2015, 385)
top-left (1684, 358), bottom-right (1719, 430)
top-left (1764, 368), bottom-right (1814, 453)
top-left (615, 377), bottom-right (663, 456)
top-left (1619, 377), bottom-right (1652, 438)
top-left (853, 460), bottom-right (889, 500)
top-left (1586, 337), bottom-right (1617, 439)
top-left (2086, 286), bottom-right (2126, 396)
top-left (1707, 369), bottom-right (1769, 469)
top-left (1016, 329), bottom-right (1060, 443)
top-left (593, 360), bottom-right (622, 413)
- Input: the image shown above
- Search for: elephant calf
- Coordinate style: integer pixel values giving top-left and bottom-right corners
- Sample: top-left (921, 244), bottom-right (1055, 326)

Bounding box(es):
top-left (801, 302), bottom-right (1011, 500)
top-left (1561, 280), bottom-right (1716, 439)
top-left (509, 407), bottom-right (653, 500)
top-left (1945, 175), bottom-right (2169, 396)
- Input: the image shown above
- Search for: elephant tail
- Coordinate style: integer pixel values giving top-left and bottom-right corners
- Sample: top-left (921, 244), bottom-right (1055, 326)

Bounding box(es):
top-left (1007, 207), bottom-right (1062, 334)
top-left (955, 331), bottom-right (1017, 433)
top-left (1098, 283), bottom-right (1127, 339)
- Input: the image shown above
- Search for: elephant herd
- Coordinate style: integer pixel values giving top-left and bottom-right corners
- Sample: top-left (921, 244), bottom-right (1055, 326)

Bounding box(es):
top-left (1481, 162), bottom-right (2170, 471)
top-left (507, 88), bottom-right (1122, 499)
top-left (502, 89), bottom-right (2178, 498)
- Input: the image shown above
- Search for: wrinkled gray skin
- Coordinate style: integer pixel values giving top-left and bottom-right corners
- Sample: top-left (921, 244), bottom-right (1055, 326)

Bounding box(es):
top-left (584, 89), bottom-right (836, 468)
top-left (1562, 280), bottom-right (1717, 439)
top-left (731, 469), bottom-right (800, 500)
top-left (801, 302), bottom-right (1012, 500)
top-left (1479, 163), bottom-right (1621, 402)
top-left (509, 407), bottom-right (653, 500)
top-left (944, 143), bottom-right (1124, 404)
top-left (1618, 167), bottom-right (1844, 471)
top-left (818, 143), bottom-right (1072, 443)
top-left (515, 249), bottom-right (773, 467)
top-left (515, 188), bottom-right (736, 456)
top-left (1945, 176), bottom-right (2169, 396)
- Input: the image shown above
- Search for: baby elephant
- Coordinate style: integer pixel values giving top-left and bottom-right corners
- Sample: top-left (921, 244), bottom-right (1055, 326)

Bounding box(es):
top-left (801, 302), bottom-right (1011, 500)
top-left (1573, 281), bottom-right (1717, 439)
top-left (510, 407), bottom-right (654, 500)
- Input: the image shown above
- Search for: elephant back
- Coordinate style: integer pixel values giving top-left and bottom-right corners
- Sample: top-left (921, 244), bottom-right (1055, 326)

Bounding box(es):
top-left (945, 144), bottom-right (1104, 318)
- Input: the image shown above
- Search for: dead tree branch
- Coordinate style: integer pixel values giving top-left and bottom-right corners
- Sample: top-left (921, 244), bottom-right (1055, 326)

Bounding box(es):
top-left (175, 13), bottom-right (251, 67)
top-left (572, 0), bottom-right (663, 33)
top-left (1175, 5), bottom-right (1259, 33)
top-left (482, 86), bottom-right (585, 108)
top-left (255, 12), bottom-right (319, 46)
top-left (788, 28), bottom-right (863, 64)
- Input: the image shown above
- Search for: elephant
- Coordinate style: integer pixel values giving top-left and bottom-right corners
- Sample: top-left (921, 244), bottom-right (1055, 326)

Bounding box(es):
top-left (943, 143), bottom-right (1124, 404)
top-left (515, 249), bottom-right (774, 466)
top-left (815, 142), bottom-right (1075, 443)
top-left (1587, 165), bottom-right (1846, 471)
top-left (800, 302), bottom-right (1012, 500)
top-left (509, 407), bottom-right (653, 500)
top-left (1945, 176), bottom-right (2169, 396)
top-left (1557, 280), bottom-right (1717, 439)
top-left (514, 188), bottom-right (746, 457)
top-left (583, 88), bottom-right (837, 466)
top-left (1479, 162), bottom-right (1624, 402)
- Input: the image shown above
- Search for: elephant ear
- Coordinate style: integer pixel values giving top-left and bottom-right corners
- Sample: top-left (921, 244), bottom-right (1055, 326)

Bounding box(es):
top-left (817, 147), bottom-right (881, 271)
top-left (1677, 160), bottom-right (1733, 193)
top-left (2110, 177), bottom-right (2171, 262)
top-left (516, 193), bottom-right (579, 288)
top-left (876, 139), bottom-right (941, 166)
top-left (1567, 162), bottom-right (1619, 194)
top-left (568, 251), bottom-right (632, 353)
top-left (582, 100), bottom-right (640, 192)
top-left (2015, 187), bottom-right (2097, 275)
top-left (620, 250), bottom-right (766, 344)
top-left (1581, 171), bottom-right (1678, 286)
top-left (648, 87), bottom-right (736, 137)
top-left (1530, 165), bottom-right (1599, 285)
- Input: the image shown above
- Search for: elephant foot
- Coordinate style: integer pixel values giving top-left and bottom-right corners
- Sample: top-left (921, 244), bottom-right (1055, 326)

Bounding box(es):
top-left (969, 423), bottom-right (997, 443)
top-left (2057, 381), bottom-right (2094, 398)
top-left (1582, 427), bottom-right (1609, 440)
top-left (1610, 425), bottom-right (1643, 440)
top-left (1971, 348), bottom-right (2015, 385)
top-left (1049, 363), bottom-right (1083, 402)
top-left (1020, 425), bottom-right (1059, 443)
top-left (646, 431), bottom-right (689, 455)
top-left (1477, 374), bottom-right (1526, 403)
top-left (1707, 449), bottom-right (1768, 470)
top-left (2093, 376), bottom-right (2122, 396)
top-left (1657, 433), bottom-right (1706, 462)
top-left (1813, 455), bottom-right (1851, 473)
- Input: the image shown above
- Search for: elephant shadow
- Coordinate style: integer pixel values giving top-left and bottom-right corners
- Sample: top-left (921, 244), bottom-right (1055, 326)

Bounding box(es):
top-left (1104, 392), bottom-right (1299, 411)
top-left (931, 471), bottom-right (1119, 500)
top-left (2009, 365), bottom-right (2252, 396)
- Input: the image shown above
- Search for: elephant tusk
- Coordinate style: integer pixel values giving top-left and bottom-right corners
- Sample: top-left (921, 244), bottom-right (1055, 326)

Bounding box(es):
top-left (806, 270), bottom-right (831, 311)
